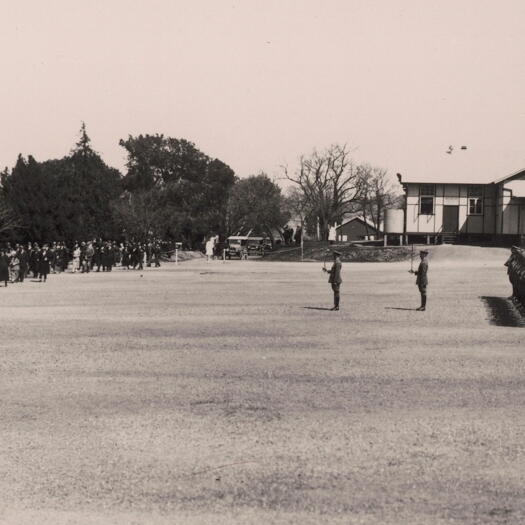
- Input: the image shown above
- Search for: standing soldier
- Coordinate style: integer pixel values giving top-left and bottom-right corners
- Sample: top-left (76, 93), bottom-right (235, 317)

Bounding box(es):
top-left (323, 250), bottom-right (342, 311)
top-left (410, 249), bottom-right (429, 311)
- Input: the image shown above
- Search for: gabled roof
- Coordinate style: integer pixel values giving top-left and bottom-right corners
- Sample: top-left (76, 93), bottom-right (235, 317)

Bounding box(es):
top-left (336, 215), bottom-right (381, 232)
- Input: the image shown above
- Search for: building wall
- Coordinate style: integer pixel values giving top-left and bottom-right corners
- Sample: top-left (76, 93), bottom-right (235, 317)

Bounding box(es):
top-left (497, 182), bottom-right (525, 235)
top-left (336, 219), bottom-right (380, 241)
top-left (405, 183), bottom-right (497, 234)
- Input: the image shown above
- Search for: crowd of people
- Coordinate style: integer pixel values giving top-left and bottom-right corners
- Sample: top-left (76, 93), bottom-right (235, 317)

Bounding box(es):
top-left (0, 240), bottom-right (165, 287)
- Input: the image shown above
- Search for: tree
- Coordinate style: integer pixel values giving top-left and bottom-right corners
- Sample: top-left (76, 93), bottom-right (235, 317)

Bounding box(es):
top-left (119, 134), bottom-right (236, 246)
top-left (226, 173), bottom-right (290, 241)
top-left (112, 189), bottom-right (166, 241)
top-left (1, 154), bottom-right (61, 241)
top-left (119, 134), bottom-right (209, 192)
top-left (65, 124), bottom-right (122, 239)
top-left (355, 166), bottom-right (402, 233)
top-left (0, 187), bottom-right (21, 239)
top-left (284, 144), bottom-right (362, 240)
top-left (1, 124), bottom-right (123, 242)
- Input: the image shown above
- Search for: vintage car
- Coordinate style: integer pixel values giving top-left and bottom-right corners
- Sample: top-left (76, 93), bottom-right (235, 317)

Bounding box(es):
top-left (225, 236), bottom-right (271, 259)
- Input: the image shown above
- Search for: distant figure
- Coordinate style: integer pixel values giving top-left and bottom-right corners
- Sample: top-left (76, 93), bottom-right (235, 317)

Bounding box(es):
top-left (72, 243), bottom-right (81, 273)
top-left (323, 250), bottom-right (342, 311)
top-left (328, 224), bottom-right (337, 244)
top-left (294, 227), bottom-right (302, 246)
top-left (205, 237), bottom-right (214, 262)
top-left (0, 249), bottom-right (9, 287)
top-left (39, 244), bottom-right (51, 283)
top-left (18, 246), bottom-right (28, 282)
top-left (410, 250), bottom-right (429, 311)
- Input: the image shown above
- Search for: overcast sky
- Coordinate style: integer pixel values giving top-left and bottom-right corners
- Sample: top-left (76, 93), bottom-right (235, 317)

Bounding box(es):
top-left (2, 0), bottom-right (525, 184)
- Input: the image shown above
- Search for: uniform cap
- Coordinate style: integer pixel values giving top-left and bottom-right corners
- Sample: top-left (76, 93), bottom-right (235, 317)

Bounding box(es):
top-left (332, 250), bottom-right (342, 256)
top-left (420, 250), bottom-right (429, 255)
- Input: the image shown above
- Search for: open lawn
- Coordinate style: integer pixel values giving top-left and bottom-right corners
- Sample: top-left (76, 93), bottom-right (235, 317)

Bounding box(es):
top-left (1, 245), bottom-right (524, 524)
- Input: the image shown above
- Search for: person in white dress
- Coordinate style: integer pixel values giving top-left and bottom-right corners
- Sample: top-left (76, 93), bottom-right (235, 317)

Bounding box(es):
top-left (328, 224), bottom-right (337, 244)
top-left (72, 243), bottom-right (81, 273)
top-left (205, 237), bottom-right (214, 262)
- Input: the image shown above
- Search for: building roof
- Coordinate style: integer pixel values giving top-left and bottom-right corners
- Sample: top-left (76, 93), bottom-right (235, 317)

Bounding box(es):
top-left (336, 215), bottom-right (381, 232)
top-left (397, 149), bottom-right (525, 186)
top-left (492, 168), bottom-right (525, 185)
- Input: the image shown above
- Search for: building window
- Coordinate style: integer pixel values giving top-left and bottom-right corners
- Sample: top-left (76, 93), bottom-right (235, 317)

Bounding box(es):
top-left (419, 185), bottom-right (435, 215)
top-left (468, 185), bottom-right (483, 215)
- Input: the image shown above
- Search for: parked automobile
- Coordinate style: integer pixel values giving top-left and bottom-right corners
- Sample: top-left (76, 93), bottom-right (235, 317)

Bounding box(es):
top-left (225, 236), bottom-right (271, 259)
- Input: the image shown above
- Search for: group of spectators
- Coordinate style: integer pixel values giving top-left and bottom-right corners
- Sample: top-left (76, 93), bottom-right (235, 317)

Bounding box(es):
top-left (0, 240), bottom-right (165, 287)
top-left (282, 225), bottom-right (302, 246)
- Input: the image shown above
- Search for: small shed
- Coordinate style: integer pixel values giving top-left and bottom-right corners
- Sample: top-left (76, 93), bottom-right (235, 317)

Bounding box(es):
top-left (336, 216), bottom-right (382, 242)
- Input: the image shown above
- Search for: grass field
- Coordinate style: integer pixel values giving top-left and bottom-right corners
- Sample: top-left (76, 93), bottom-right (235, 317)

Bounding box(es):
top-left (1, 245), bottom-right (524, 525)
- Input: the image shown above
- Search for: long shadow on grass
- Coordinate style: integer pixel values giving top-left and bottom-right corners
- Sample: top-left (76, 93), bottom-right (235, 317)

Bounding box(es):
top-left (384, 306), bottom-right (419, 311)
top-left (303, 306), bottom-right (334, 311)
top-left (480, 296), bottom-right (525, 327)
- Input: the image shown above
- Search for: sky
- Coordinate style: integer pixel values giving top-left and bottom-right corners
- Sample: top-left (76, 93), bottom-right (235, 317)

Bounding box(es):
top-left (2, 0), bottom-right (525, 185)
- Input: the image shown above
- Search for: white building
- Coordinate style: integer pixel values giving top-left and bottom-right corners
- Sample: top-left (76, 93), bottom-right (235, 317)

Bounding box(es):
top-left (398, 168), bottom-right (525, 244)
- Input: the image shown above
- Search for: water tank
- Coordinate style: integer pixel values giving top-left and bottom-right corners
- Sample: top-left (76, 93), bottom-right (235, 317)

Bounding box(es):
top-left (384, 209), bottom-right (404, 234)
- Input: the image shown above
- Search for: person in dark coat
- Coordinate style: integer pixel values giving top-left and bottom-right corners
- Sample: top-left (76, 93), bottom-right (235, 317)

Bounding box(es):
top-left (103, 243), bottom-right (113, 272)
top-left (0, 249), bottom-right (9, 287)
top-left (17, 246), bottom-right (28, 282)
top-left (29, 243), bottom-right (40, 278)
top-left (323, 250), bottom-right (343, 311)
top-left (135, 244), bottom-right (144, 270)
top-left (94, 242), bottom-right (103, 272)
top-left (153, 242), bottom-right (161, 267)
top-left (121, 243), bottom-right (130, 269)
top-left (38, 244), bottom-right (51, 282)
top-left (410, 250), bottom-right (429, 311)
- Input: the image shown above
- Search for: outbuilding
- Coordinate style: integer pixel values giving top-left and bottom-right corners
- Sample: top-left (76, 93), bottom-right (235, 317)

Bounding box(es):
top-left (336, 216), bottom-right (382, 242)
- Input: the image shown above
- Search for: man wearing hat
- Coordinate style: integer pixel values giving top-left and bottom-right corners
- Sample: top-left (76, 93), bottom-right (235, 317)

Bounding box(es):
top-left (323, 250), bottom-right (342, 311)
top-left (410, 250), bottom-right (429, 311)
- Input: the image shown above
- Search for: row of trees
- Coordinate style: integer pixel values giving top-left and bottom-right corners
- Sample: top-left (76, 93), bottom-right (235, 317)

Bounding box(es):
top-left (0, 125), bottom-right (290, 246)
top-left (0, 125), bottom-right (401, 245)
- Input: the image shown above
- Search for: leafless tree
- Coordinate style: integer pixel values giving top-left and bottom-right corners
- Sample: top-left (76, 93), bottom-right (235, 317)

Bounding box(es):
top-left (356, 165), bottom-right (403, 235)
top-left (283, 144), bottom-right (362, 240)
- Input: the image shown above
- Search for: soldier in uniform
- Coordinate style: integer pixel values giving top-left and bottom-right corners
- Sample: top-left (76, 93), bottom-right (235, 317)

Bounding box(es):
top-left (323, 250), bottom-right (342, 311)
top-left (410, 249), bottom-right (429, 311)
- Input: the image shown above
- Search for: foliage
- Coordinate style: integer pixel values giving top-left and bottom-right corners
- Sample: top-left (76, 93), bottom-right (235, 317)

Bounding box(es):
top-left (1, 124), bottom-right (122, 242)
top-left (119, 134), bottom-right (236, 246)
top-left (0, 190), bottom-right (21, 239)
top-left (227, 173), bottom-right (290, 240)
top-left (112, 189), bottom-right (166, 241)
